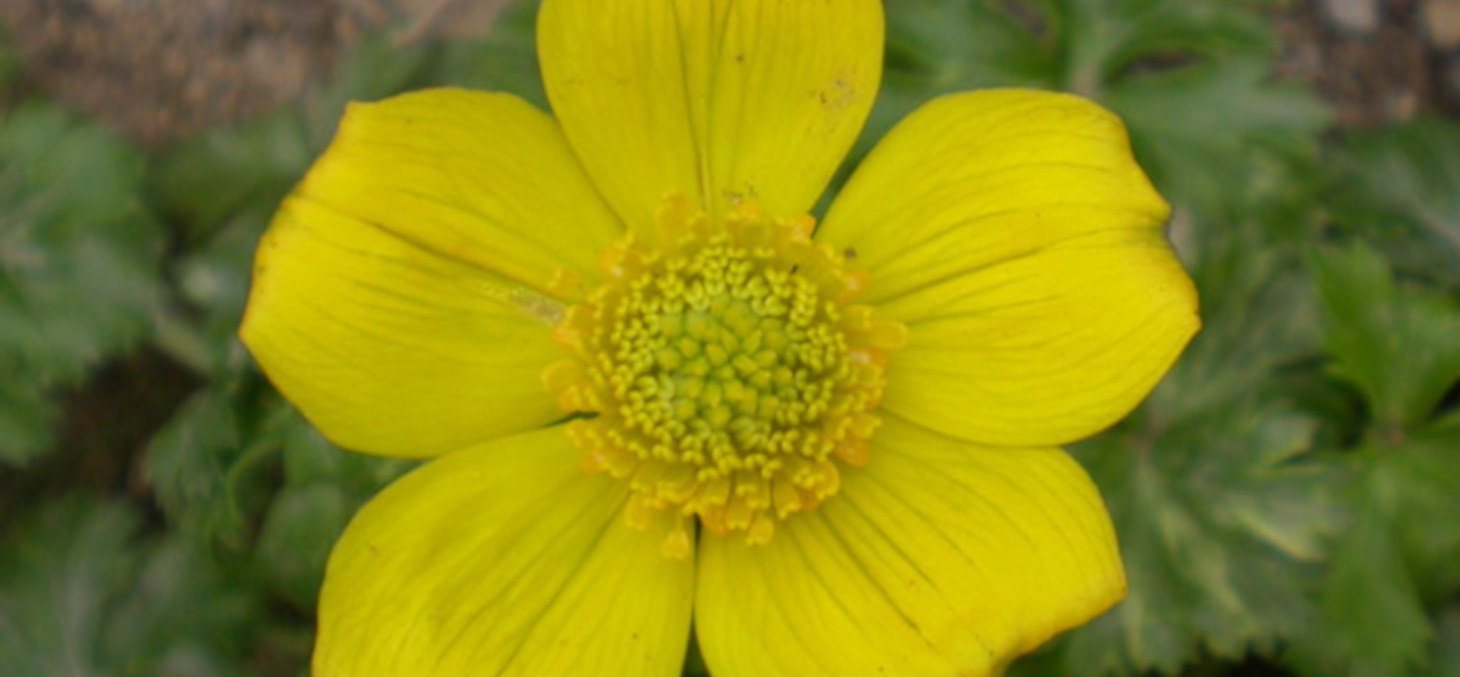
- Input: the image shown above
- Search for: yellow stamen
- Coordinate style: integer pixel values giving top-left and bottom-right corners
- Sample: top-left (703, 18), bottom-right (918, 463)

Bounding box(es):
top-left (544, 194), bottom-right (905, 556)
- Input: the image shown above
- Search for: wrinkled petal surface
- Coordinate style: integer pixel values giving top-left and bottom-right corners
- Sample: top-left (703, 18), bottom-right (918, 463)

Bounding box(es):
top-left (820, 89), bottom-right (1199, 447)
top-left (695, 416), bottom-right (1125, 677)
top-left (314, 427), bottom-right (695, 676)
top-left (538, 0), bottom-right (883, 230)
top-left (242, 89), bottom-right (620, 457)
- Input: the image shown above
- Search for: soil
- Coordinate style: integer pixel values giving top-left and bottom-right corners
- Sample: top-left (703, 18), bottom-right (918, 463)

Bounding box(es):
top-left (1277, 0), bottom-right (1437, 126)
top-left (0, 0), bottom-right (346, 147)
top-left (0, 0), bottom-right (516, 147)
top-left (0, 349), bottom-right (199, 522)
top-left (59, 348), bottom-right (201, 497)
top-left (4, 0), bottom-right (1453, 146)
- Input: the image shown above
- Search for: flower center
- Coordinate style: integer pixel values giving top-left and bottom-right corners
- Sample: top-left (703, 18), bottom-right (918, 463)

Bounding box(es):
top-left (544, 195), bottom-right (905, 557)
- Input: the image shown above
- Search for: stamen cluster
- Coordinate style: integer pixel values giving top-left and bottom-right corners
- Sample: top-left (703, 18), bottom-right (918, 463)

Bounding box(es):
top-left (545, 196), bottom-right (905, 557)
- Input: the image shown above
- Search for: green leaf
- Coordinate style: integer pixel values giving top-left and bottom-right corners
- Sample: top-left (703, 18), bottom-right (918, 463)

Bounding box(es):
top-left (1290, 489), bottom-right (1431, 677)
top-left (253, 484), bottom-right (354, 612)
top-left (142, 378), bottom-right (274, 552)
top-left (143, 378), bottom-right (411, 607)
top-left (880, 0), bottom-right (1054, 96)
top-left (0, 500), bottom-right (138, 675)
top-left (1010, 199), bottom-right (1337, 677)
top-left (1107, 56), bottom-right (1330, 218)
top-left (1290, 414), bottom-right (1460, 677)
top-left (0, 23), bottom-right (15, 92)
top-left (427, 0), bottom-right (546, 106)
top-left (1334, 118), bottom-right (1460, 288)
top-left (0, 101), bottom-right (166, 465)
top-left (0, 499), bottom-right (263, 676)
top-left (1310, 243), bottom-right (1460, 429)
top-left (174, 228), bottom-right (268, 367)
top-left (101, 539), bottom-right (261, 677)
top-left (1394, 417), bottom-right (1460, 596)
top-left (278, 416), bottom-right (415, 495)
top-left (1041, 396), bottom-right (1337, 677)
top-left (1438, 606), bottom-right (1460, 677)
top-left (254, 419), bottom-right (412, 611)
top-left (1050, 0), bottom-right (1274, 104)
top-left (868, 0), bottom-right (1329, 216)
top-left (0, 379), bottom-right (55, 462)
top-left (1153, 219), bottom-right (1321, 424)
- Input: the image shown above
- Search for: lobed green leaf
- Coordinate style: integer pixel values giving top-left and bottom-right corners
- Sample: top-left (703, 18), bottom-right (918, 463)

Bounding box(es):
top-left (1310, 243), bottom-right (1460, 429)
top-left (868, 0), bottom-right (1330, 218)
top-left (1333, 118), bottom-right (1460, 289)
top-left (0, 102), bottom-right (166, 465)
top-left (0, 499), bottom-right (263, 676)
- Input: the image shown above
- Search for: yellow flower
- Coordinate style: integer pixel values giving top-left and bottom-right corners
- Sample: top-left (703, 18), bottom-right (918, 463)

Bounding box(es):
top-left (239, 1), bottom-right (1199, 675)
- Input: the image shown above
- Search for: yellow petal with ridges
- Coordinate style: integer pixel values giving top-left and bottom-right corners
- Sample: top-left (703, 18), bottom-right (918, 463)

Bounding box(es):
top-left (314, 427), bottom-right (695, 677)
top-left (695, 415), bottom-right (1124, 677)
top-left (819, 89), bottom-right (1199, 447)
top-left (538, 0), bottom-right (882, 231)
top-left (295, 88), bottom-right (621, 292)
top-left (241, 89), bottom-right (621, 458)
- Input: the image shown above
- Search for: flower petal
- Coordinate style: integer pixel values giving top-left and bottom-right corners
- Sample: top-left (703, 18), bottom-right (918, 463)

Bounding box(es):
top-left (695, 415), bottom-right (1124, 677)
top-left (314, 427), bottom-right (695, 677)
top-left (538, 0), bottom-right (882, 229)
top-left (241, 89), bottom-right (621, 458)
top-left (819, 89), bottom-right (1199, 447)
top-left (296, 89), bottom-right (621, 290)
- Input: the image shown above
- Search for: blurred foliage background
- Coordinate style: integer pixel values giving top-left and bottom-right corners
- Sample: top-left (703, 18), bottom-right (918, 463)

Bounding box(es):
top-left (1, 0), bottom-right (1459, 675)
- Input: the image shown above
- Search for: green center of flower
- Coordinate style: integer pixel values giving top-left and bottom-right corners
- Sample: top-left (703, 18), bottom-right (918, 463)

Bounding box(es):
top-left (544, 196), bottom-right (905, 557)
